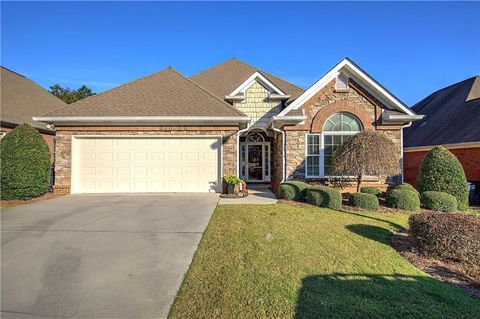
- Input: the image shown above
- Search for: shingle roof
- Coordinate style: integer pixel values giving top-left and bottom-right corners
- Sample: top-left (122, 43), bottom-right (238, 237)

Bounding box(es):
top-left (41, 67), bottom-right (247, 118)
top-left (0, 67), bottom-right (66, 132)
top-left (190, 58), bottom-right (304, 102)
top-left (404, 76), bottom-right (480, 148)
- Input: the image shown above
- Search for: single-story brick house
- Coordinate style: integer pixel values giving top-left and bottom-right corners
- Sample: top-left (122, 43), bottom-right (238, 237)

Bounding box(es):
top-left (1, 66), bottom-right (66, 152)
top-left (34, 58), bottom-right (423, 194)
top-left (404, 76), bottom-right (480, 203)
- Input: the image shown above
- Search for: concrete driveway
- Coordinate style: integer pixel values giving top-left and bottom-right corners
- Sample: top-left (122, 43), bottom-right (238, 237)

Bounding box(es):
top-left (1, 194), bottom-right (219, 319)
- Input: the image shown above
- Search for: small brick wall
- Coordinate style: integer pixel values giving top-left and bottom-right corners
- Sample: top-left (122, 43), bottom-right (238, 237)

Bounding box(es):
top-left (404, 146), bottom-right (480, 186)
top-left (53, 126), bottom-right (239, 194)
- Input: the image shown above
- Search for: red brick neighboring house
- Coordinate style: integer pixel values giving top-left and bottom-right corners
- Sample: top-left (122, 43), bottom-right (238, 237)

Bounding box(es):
top-left (404, 76), bottom-right (480, 203)
top-left (1, 66), bottom-right (66, 151)
top-left (33, 58), bottom-right (423, 194)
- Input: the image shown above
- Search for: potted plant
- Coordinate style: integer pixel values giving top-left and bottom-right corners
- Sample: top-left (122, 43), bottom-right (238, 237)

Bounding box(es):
top-left (224, 175), bottom-right (241, 195)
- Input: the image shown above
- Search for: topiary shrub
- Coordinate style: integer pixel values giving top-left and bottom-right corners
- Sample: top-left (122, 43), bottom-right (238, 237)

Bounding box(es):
top-left (393, 183), bottom-right (420, 198)
top-left (409, 212), bottom-right (480, 276)
top-left (349, 192), bottom-right (379, 210)
top-left (0, 124), bottom-right (51, 200)
top-left (386, 189), bottom-right (420, 211)
top-left (421, 191), bottom-right (458, 212)
top-left (416, 146), bottom-right (468, 210)
top-left (306, 186), bottom-right (342, 209)
top-left (360, 187), bottom-right (381, 196)
top-left (278, 181), bottom-right (310, 201)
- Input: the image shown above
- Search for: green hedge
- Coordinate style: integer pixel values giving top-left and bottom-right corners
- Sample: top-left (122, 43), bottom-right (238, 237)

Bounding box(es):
top-left (421, 191), bottom-right (457, 213)
top-left (349, 192), bottom-right (379, 210)
top-left (0, 124), bottom-right (51, 200)
top-left (416, 146), bottom-right (468, 210)
top-left (394, 183), bottom-right (420, 198)
top-left (306, 186), bottom-right (342, 209)
top-left (278, 181), bottom-right (310, 201)
top-left (386, 189), bottom-right (420, 211)
top-left (360, 187), bottom-right (381, 196)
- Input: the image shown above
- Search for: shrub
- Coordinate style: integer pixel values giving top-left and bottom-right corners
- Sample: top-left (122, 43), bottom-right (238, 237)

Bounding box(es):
top-left (278, 181), bottom-right (310, 201)
top-left (306, 186), bottom-right (342, 209)
top-left (409, 212), bottom-right (480, 270)
top-left (360, 187), bottom-right (381, 196)
top-left (0, 124), bottom-right (51, 200)
top-left (393, 183), bottom-right (420, 198)
top-left (386, 189), bottom-right (420, 211)
top-left (416, 146), bottom-right (468, 210)
top-left (223, 175), bottom-right (241, 185)
top-left (421, 191), bottom-right (457, 212)
top-left (349, 192), bottom-right (379, 210)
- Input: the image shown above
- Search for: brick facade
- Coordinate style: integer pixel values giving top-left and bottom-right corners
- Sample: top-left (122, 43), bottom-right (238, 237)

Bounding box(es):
top-left (404, 146), bottom-right (480, 186)
top-left (53, 126), bottom-right (238, 194)
top-left (282, 78), bottom-right (403, 184)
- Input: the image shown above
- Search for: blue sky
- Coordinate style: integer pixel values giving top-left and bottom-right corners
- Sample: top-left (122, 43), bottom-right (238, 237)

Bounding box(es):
top-left (2, 1), bottom-right (479, 105)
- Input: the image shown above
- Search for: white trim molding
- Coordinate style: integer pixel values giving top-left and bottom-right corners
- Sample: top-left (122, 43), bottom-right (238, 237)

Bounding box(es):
top-left (277, 58), bottom-right (418, 118)
top-left (225, 71), bottom-right (289, 101)
top-left (404, 141), bottom-right (480, 152)
top-left (33, 115), bottom-right (251, 125)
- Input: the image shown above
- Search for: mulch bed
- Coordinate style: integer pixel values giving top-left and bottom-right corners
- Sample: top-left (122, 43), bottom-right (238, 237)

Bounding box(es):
top-left (391, 231), bottom-right (480, 299)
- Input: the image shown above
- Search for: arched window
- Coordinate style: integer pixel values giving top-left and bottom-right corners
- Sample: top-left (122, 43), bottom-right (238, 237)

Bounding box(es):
top-left (246, 132), bottom-right (265, 143)
top-left (306, 112), bottom-right (362, 177)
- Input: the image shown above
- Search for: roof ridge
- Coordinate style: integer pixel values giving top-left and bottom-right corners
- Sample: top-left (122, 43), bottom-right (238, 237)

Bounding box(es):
top-left (42, 67), bottom-right (174, 116)
top-left (170, 67), bottom-right (248, 117)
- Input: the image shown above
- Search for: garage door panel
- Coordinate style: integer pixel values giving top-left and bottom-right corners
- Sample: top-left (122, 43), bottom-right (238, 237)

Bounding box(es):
top-left (73, 137), bottom-right (221, 193)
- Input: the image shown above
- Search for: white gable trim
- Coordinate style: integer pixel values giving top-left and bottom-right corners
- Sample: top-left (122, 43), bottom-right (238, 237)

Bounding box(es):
top-left (277, 58), bottom-right (416, 117)
top-left (228, 71), bottom-right (287, 97)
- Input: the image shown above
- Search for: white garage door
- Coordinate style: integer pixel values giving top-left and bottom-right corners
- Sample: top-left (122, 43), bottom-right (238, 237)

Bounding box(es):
top-left (72, 136), bottom-right (221, 193)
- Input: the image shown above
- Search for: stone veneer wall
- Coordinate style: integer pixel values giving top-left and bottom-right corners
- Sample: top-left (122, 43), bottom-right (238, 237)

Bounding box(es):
top-left (54, 126), bottom-right (238, 194)
top-left (284, 78), bottom-right (403, 183)
top-left (233, 81), bottom-right (282, 128)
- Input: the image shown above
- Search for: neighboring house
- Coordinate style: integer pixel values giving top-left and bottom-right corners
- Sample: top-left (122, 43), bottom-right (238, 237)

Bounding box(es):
top-left (404, 76), bottom-right (480, 199)
top-left (0, 66), bottom-right (66, 151)
top-left (34, 58), bottom-right (422, 194)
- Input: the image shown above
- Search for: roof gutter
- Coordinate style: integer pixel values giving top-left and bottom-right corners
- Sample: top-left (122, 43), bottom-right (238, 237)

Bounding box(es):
top-left (382, 112), bottom-right (424, 123)
top-left (33, 116), bottom-right (251, 123)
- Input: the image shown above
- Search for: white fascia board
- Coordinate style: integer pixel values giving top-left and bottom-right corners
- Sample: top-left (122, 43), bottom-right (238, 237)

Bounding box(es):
top-left (404, 141), bottom-right (480, 152)
top-left (382, 112), bottom-right (424, 123)
top-left (33, 116), bottom-right (250, 123)
top-left (278, 58), bottom-right (415, 117)
top-left (229, 71), bottom-right (288, 97)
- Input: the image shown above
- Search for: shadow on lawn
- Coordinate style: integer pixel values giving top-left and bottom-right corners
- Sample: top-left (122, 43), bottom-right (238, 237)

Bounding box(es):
top-left (346, 224), bottom-right (394, 245)
top-left (294, 273), bottom-right (477, 319)
top-left (337, 209), bottom-right (405, 231)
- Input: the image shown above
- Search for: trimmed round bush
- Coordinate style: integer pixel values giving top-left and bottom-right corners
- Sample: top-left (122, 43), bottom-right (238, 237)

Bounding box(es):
top-left (416, 146), bottom-right (468, 210)
top-left (349, 192), bottom-right (379, 210)
top-left (306, 186), bottom-right (342, 209)
top-left (386, 189), bottom-right (420, 211)
top-left (409, 212), bottom-right (480, 270)
top-left (421, 191), bottom-right (457, 212)
top-left (0, 124), bottom-right (51, 200)
top-left (278, 181), bottom-right (310, 201)
top-left (360, 187), bottom-right (380, 196)
top-left (394, 183), bottom-right (420, 198)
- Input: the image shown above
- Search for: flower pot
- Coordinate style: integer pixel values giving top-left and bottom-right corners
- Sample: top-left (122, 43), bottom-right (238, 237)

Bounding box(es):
top-left (228, 184), bottom-right (235, 194)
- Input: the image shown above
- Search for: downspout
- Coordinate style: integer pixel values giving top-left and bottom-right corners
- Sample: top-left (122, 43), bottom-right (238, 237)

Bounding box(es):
top-left (400, 122), bottom-right (413, 183)
top-left (272, 121), bottom-right (286, 183)
top-left (236, 124), bottom-right (250, 177)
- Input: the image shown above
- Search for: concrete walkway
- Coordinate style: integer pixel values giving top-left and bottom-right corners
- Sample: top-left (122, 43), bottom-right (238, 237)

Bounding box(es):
top-left (1, 194), bottom-right (218, 319)
top-left (218, 184), bottom-right (278, 205)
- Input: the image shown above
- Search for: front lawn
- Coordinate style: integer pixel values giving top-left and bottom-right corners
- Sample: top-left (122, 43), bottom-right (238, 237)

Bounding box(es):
top-left (169, 204), bottom-right (480, 318)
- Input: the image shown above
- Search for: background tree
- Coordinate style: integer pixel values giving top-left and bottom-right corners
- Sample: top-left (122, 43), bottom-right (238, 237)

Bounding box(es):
top-left (331, 130), bottom-right (400, 192)
top-left (49, 84), bottom-right (95, 104)
top-left (416, 146), bottom-right (468, 210)
top-left (0, 124), bottom-right (51, 200)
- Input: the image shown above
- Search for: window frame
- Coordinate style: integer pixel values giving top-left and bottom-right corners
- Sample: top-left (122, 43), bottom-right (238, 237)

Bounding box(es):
top-left (305, 112), bottom-right (362, 178)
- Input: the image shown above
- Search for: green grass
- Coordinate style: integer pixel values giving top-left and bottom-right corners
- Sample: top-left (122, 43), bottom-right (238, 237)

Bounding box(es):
top-left (169, 204), bottom-right (480, 319)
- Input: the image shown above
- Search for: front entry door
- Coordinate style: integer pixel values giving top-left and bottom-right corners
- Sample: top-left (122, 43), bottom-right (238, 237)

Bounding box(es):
top-left (248, 145), bottom-right (263, 181)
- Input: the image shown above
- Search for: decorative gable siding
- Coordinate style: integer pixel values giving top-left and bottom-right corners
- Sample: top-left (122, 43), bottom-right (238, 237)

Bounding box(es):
top-left (233, 81), bottom-right (282, 128)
